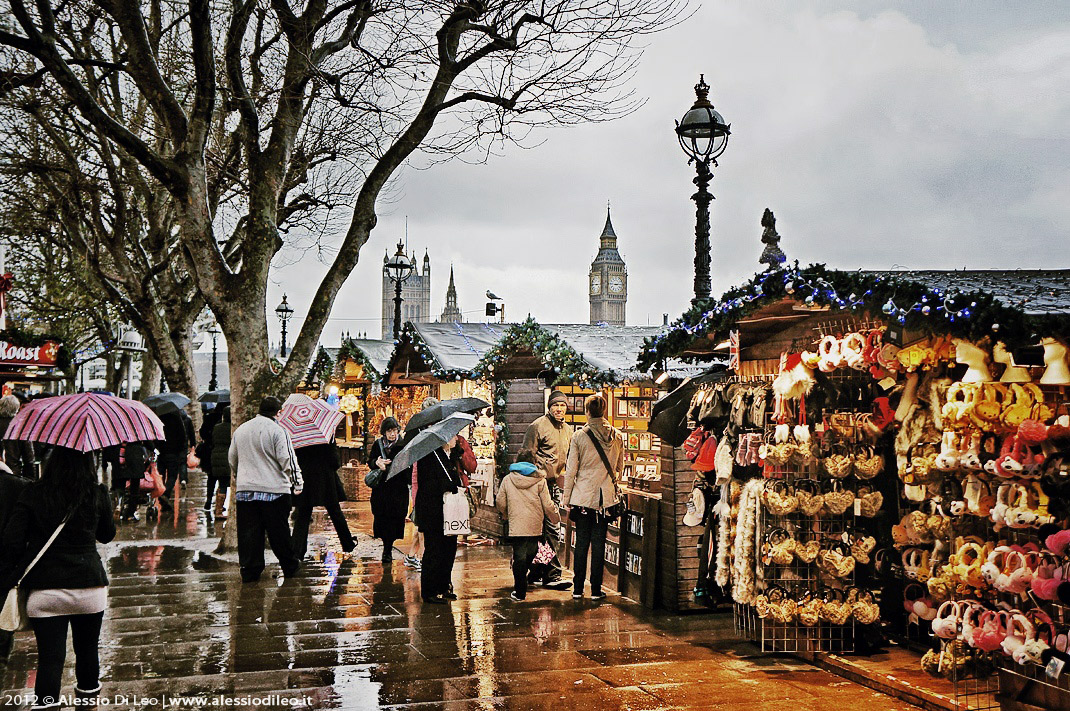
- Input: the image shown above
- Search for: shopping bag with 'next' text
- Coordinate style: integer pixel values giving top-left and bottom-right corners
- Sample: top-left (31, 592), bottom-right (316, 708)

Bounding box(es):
top-left (443, 490), bottom-right (471, 535)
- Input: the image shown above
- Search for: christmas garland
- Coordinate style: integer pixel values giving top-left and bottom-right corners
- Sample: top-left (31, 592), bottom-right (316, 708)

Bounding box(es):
top-left (305, 346), bottom-right (335, 386)
top-left (0, 328), bottom-right (72, 370)
top-left (492, 380), bottom-right (510, 479)
top-left (473, 317), bottom-right (623, 387)
top-left (638, 263), bottom-right (1070, 370)
top-left (335, 339), bottom-right (383, 384)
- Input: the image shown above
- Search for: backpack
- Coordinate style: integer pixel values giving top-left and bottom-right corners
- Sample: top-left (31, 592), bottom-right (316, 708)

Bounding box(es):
top-left (120, 442), bottom-right (151, 476)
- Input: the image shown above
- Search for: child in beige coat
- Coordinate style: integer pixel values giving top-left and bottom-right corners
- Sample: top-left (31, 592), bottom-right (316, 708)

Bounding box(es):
top-left (496, 451), bottom-right (561, 600)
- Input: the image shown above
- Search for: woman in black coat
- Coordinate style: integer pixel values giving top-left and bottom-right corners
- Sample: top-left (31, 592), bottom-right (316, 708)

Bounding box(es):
top-left (414, 437), bottom-right (464, 604)
top-left (0, 447), bottom-right (116, 708)
top-left (369, 417), bottom-right (408, 563)
top-left (291, 441), bottom-right (356, 560)
top-left (209, 407), bottom-right (232, 519)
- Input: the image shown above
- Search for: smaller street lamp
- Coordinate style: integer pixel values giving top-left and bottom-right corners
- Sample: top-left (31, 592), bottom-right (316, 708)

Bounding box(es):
top-left (275, 294), bottom-right (294, 358)
top-left (384, 241), bottom-right (414, 340)
top-left (675, 74), bottom-right (730, 305)
top-left (208, 324), bottom-right (220, 391)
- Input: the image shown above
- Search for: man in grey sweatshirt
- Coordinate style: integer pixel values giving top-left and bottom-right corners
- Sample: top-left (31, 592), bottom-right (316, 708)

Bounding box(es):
top-left (229, 396), bottom-right (304, 583)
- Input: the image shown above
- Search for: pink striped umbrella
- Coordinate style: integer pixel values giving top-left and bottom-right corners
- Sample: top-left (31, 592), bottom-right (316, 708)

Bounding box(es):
top-left (3, 392), bottom-right (165, 452)
top-left (278, 395), bottom-right (345, 448)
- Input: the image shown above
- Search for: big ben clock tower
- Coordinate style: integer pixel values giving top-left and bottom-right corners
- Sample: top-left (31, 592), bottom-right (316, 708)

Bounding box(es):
top-left (589, 207), bottom-right (627, 325)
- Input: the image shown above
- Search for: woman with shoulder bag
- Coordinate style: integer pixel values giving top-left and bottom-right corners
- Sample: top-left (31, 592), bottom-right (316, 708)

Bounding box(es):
top-left (292, 437), bottom-right (356, 561)
top-left (0, 448), bottom-right (117, 709)
top-left (369, 417), bottom-right (409, 563)
top-left (414, 436), bottom-right (464, 604)
top-left (562, 394), bottom-right (624, 601)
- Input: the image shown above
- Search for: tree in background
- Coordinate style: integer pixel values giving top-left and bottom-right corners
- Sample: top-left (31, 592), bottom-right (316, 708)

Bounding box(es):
top-left (0, 0), bottom-right (685, 422)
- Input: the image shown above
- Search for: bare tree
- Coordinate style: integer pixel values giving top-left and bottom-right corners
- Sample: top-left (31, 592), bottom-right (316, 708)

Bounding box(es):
top-left (0, 0), bottom-right (684, 423)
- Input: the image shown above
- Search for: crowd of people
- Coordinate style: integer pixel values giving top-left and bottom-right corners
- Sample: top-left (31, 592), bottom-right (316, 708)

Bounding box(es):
top-left (0, 386), bottom-right (625, 708)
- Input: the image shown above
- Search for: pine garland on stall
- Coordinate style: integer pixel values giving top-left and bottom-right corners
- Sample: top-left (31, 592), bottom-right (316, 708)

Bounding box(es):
top-left (639, 263), bottom-right (1070, 370)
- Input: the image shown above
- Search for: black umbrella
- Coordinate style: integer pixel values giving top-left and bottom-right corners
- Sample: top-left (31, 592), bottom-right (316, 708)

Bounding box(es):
top-left (648, 367), bottom-right (728, 446)
top-left (143, 392), bottom-right (192, 416)
top-left (199, 389), bottom-right (230, 404)
top-left (386, 413), bottom-right (476, 481)
top-left (403, 397), bottom-right (490, 432)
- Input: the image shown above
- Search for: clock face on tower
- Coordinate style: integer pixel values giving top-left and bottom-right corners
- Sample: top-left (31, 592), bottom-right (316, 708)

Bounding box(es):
top-left (608, 276), bottom-right (624, 294)
top-left (590, 274), bottom-right (601, 294)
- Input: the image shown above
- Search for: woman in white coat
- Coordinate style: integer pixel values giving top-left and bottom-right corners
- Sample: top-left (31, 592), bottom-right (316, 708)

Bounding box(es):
top-left (562, 394), bottom-right (624, 600)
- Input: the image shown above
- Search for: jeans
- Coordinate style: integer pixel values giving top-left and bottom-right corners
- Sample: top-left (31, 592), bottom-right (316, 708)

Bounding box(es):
top-left (572, 511), bottom-right (609, 594)
top-left (291, 500), bottom-right (356, 559)
top-left (421, 532), bottom-right (458, 599)
top-left (510, 537), bottom-right (539, 598)
top-left (30, 611), bottom-right (105, 705)
top-left (236, 495), bottom-right (299, 582)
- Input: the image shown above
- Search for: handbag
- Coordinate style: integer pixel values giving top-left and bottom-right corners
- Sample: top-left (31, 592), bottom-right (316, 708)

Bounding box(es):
top-left (533, 540), bottom-right (556, 565)
top-left (139, 461), bottom-right (166, 498)
top-left (186, 447), bottom-right (200, 470)
top-left (1, 514), bottom-right (71, 632)
top-left (364, 441), bottom-right (388, 488)
top-left (584, 428), bottom-right (625, 523)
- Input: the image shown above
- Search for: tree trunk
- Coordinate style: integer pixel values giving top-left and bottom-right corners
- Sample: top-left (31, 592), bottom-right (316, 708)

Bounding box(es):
top-left (138, 358), bottom-right (161, 400)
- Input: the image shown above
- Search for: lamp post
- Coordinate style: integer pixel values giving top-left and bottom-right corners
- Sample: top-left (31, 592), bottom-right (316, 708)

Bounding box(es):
top-left (675, 74), bottom-right (730, 306)
top-left (275, 294), bottom-right (294, 358)
top-left (383, 240), bottom-right (414, 340)
top-left (208, 324), bottom-right (220, 391)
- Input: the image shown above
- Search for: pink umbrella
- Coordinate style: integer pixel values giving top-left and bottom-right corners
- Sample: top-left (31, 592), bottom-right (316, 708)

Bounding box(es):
top-left (3, 392), bottom-right (165, 453)
top-left (278, 395), bottom-right (345, 448)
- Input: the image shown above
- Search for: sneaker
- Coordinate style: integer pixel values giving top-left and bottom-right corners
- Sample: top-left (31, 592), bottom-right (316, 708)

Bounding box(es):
top-left (572, 592), bottom-right (583, 599)
top-left (403, 555), bottom-right (417, 568)
top-left (412, 560), bottom-right (422, 571)
top-left (509, 591), bottom-right (525, 601)
top-left (591, 591), bottom-right (607, 601)
top-left (544, 580), bottom-right (572, 591)
top-left (441, 591), bottom-right (458, 600)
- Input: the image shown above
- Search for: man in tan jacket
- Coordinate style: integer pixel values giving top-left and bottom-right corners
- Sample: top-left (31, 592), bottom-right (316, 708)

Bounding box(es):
top-left (496, 451), bottom-right (561, 600)
top-left (520, 390), bottom-right (573, 589)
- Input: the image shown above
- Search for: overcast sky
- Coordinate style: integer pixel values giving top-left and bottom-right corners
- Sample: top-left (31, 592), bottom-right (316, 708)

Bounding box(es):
top-left (267, 1), bottom-right (1070, 347)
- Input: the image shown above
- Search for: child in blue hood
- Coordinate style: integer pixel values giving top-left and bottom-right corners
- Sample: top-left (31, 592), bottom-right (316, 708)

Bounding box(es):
top-left (496, 450), bottom-right (561, 600)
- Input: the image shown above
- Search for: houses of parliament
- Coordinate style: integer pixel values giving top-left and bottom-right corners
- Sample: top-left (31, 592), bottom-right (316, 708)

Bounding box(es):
top-left (380, 209), bottom-right (627, 338)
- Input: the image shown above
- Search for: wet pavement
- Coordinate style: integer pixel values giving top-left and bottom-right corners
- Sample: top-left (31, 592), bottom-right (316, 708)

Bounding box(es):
top-left (1, 474), bottom-right (919, 710)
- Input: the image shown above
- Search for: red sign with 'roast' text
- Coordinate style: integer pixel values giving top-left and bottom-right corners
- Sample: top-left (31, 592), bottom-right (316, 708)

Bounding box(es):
top-left (0, 341), bottom-right (60, 367)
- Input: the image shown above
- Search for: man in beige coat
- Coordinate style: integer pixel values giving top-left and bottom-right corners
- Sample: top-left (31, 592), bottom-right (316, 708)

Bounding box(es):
top-left (520, 390), bottom-right (573, 589)
top-left (497, 452), bottom-right (561, 601)
top-left (562, 394), bottom-right (624, 600)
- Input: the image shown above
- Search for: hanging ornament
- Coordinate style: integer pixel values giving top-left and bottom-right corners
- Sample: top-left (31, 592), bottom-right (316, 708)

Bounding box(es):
top-left (882, 299), bottom-right (897, 316)
top-left (992, 323), bottom-right (1000, 332)
top-left (922, 305), bottom-right (931, 315)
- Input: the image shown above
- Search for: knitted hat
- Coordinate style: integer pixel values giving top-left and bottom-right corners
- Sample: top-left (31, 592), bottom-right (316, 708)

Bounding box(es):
top-left (548, 390), bottom-right (568, 408)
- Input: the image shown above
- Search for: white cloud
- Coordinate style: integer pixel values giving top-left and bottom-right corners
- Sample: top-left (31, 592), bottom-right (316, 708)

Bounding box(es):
top-left (269, 2), bottom-right (1070, 346)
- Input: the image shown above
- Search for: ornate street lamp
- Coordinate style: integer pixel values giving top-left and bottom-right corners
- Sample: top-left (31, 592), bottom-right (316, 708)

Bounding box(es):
top-left (675, 74), bottom-right (730, 305)
top-left (384, 240), bottom-right (414, 340)
top-left (275, 294), bottom-right (294, 358)
top-left (208, 324), bottom-right (220, 391)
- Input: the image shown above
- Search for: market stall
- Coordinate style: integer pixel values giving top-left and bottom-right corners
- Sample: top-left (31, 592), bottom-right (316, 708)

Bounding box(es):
top-left (327, 338), bottom-right (394, 462)
top-left (0, 330), bottom-right (68, 396)
top-left (469, 318), bottom-right (701, 605)
top-left (639, 264), bottom-right (1070, 709)
top-left (384, 321), bottom-right (511, 526)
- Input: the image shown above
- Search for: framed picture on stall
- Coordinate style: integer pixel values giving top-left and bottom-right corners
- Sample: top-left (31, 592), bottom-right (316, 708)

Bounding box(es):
top-left (623, 464), bottom-right (633, 480)
top-left (628, 400), bottom-right (639, 418)
top-left (628, 433), bottom-right (640, 450)
top-left (638, 400), bottom-right (651, 418)
top-left (616, 398), bottom-right (629, 417)
top-left (641, 387), bottom-right (654, 398)
top-left (639, 433), bottom-right (651, 451)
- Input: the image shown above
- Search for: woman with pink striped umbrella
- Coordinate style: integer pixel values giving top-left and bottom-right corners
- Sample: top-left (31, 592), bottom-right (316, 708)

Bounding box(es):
top-left (1, 393), bottom-right (163, 708)
top-left (279, 395), bottom-right (355, 560)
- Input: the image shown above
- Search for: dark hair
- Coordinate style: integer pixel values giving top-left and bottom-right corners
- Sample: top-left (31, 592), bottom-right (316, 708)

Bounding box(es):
top-left (380, 416), bottom-right (400, 435)
top-left (515, 449), bottom-right (536, 465)
top-left (585, 394), bottom-right (607, 419)
top-left (36, 447), bottom-right (99, 526)
top-left (258, 397), bottom-right (282, 418)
